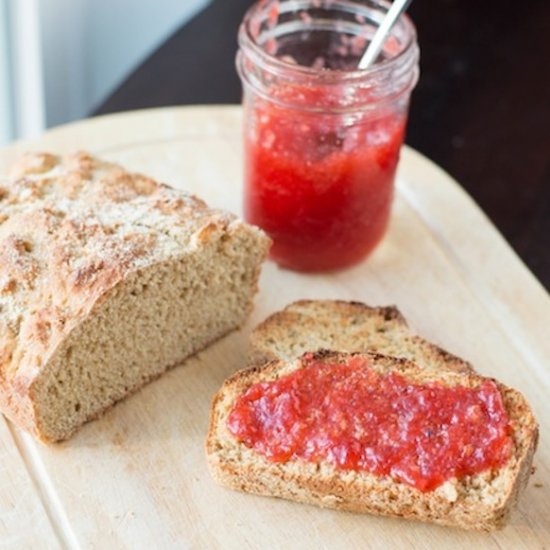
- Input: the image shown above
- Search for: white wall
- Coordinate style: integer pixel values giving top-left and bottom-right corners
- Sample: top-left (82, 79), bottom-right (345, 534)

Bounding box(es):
top-left (1, 0), bottom-right (47, 144)
top-left (10, 0), bottom-right (46, 139)
top-left (40, 0), bottom-right (210, 128)
top-left (0, 0), bottom-right (12, 144)
top-left (0, 0), bottom-right (210, 145)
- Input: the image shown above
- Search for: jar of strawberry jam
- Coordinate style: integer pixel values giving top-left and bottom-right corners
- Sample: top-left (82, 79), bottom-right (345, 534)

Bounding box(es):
top-left (237, 0), bottom-right (419, 271)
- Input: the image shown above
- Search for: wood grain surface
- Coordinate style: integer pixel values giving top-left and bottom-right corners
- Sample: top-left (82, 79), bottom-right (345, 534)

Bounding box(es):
top-left (0, 106), bottom-right (548, 549)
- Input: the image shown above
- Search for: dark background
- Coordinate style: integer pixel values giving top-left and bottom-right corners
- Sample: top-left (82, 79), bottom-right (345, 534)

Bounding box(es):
top-left (95, 0), bottom-right (550, 289)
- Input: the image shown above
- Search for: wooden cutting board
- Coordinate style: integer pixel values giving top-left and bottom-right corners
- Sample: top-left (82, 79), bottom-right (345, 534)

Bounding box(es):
top-left (0, 106), bottom-right (548, 549)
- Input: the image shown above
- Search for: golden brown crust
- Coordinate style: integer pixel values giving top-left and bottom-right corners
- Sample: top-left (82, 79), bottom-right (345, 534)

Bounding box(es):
top-left (0, 151), bottom-right (270, 440)
top-left (206, 351), bottom-right (538, 531)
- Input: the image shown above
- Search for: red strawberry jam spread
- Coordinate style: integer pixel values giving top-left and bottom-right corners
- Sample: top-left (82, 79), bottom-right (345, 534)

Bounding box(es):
top-left (227, 355), bottom-right (513, 491)
top-left (239, 0), bottom-right (419, 271)
top-left (244, 94), bottom-right (406, 271)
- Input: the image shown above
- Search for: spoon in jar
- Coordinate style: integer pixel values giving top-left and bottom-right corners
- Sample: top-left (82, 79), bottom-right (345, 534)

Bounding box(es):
top-left (358, 0), bottom-right (413, 69)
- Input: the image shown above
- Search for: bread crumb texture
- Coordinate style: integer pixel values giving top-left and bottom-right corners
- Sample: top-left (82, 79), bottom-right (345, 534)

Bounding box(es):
top-left (247, 299), bottom-right (474, 375)
top-left (0, 151), bottom-right (270, 441)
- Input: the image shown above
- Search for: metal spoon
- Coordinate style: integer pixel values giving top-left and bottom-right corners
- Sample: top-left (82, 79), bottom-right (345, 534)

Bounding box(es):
top-left (358, 0), bottom-right (413, 69)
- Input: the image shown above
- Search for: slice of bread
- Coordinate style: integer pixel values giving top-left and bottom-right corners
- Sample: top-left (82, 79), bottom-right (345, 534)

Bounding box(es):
top-left (0, 152), bottom-right (270, 442)
top-left (248, 300), bottom-right (473, 375)
top-left (206, 350), bottom-right (538, 531)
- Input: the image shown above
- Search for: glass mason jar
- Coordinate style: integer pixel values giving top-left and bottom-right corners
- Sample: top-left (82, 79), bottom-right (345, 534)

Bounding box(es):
top-left (237, 0), bottom-right (419, 272)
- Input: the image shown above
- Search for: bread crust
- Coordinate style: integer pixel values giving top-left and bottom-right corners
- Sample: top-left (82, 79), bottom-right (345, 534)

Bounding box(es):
top-left (0, 151), bottom-right (270, 441)
top-left (248, 300), bottom-right (473, 375)
top-left (206, 350), bottom-right (538, 531)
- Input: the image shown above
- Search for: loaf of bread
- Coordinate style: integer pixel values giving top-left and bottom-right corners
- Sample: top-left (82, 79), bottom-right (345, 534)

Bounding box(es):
top-left (249, 299), bottom-right (473, 375)
top-left (207, 350), bottom-right (538, 531)
top-left (0, 152), bottom-right (270, 442)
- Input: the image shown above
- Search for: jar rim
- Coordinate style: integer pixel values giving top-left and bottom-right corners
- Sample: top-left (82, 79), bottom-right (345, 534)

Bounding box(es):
top-left (238, 0), bottom-right (418, 84)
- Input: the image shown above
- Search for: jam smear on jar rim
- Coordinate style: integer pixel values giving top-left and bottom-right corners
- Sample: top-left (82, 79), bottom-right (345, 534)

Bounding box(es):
top-left (227, 354), bottom-right (514, 492)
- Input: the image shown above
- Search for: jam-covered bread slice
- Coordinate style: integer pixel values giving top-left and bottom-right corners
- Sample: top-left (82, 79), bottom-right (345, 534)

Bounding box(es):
top-left (248, 300), bottom-right (473, 375)
top-left (206, 351), bottom-right (538, 531)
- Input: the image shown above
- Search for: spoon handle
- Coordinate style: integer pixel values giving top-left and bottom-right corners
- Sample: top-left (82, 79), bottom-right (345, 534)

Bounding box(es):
top-left (358, 0), bottom-right (413, 70)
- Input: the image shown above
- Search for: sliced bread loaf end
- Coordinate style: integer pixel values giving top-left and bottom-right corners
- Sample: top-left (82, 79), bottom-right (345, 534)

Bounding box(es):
top-left (0, 152), bottom-right (270, 442)
top-left (248, 300), bottom-right (473, 375)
